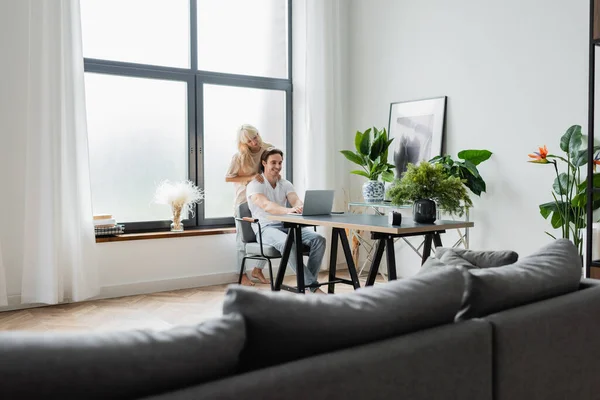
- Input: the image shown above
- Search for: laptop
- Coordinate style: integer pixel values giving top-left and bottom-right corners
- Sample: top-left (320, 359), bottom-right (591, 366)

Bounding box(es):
top-left (298, 190), bottom-right (335, 216)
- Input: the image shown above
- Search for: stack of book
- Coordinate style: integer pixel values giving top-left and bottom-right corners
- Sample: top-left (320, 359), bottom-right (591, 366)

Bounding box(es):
top-left (94, 214), bottom-right (125, 237)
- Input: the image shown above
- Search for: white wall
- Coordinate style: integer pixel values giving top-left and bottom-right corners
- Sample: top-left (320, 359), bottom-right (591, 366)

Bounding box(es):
top-left (347, 0), bottom-right (589, 276)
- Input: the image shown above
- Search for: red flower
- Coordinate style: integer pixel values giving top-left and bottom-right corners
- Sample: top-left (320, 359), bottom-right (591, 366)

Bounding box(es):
top-left (594, 152), bottom-right (600, 172)
top-left (528, 145), bottom-right (549, 163)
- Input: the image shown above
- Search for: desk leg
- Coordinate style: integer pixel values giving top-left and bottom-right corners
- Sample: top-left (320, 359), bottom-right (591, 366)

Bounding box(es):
top-left (433, 232), bottom-right (443, 248)
top-left (421, 234), bottom-right (433, 265)
top-left (274, 227), bottom-right (295, 291)
top-left (385, 237), bottom-right (397, 281)
top-left (294, 225), bottom-right (306, 294)
top-left (366, 240), bottom-right (386, 286)
top-left (328, 229), bottom-right (339, 294)
top-left (338, 228), bottom-right (360, 289)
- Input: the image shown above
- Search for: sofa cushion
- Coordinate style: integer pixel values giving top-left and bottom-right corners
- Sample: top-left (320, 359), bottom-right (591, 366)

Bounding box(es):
top-left (436, 247), bottom-right (519, 268)
top-left (457, 239), bottom-right (582, 320)
top-left (223, 265), bottom-right (465, 371)
top-left (0, 314), bottom-right (246, 399)
top-left (439, 250), bottom-right (477, 269)
top-left (418, 256), bottom-right (447, 274)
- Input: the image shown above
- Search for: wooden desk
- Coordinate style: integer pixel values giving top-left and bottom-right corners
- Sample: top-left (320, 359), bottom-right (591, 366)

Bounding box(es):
top-left (267, 213), bottom-right (474, 292)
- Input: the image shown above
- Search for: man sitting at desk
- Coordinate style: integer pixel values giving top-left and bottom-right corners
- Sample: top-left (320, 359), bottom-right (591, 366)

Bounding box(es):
top-left (246, 148), bottom-right (326, 293)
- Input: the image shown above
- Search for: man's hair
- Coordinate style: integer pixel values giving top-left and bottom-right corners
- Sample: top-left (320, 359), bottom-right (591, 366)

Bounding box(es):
top-left (259, 147), bottom-right (284, 173)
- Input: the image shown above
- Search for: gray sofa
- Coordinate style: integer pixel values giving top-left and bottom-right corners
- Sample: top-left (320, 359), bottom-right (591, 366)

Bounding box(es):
top-left (1, 239), bottom-right (600, 400)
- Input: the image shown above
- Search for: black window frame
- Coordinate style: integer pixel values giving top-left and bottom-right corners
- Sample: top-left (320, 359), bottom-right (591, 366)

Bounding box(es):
top-left (83, 0), bottom-right (293, 232)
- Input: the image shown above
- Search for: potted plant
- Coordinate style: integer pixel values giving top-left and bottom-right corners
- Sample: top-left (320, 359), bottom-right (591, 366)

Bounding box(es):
top-left (429, 149), bottom-right (492, 196)
top-left (528, 125), bottom-right (600, 256)
top-left (340, 127), bottom-right (395, 202)
top-left (387, 162), bottom-right (473, 223)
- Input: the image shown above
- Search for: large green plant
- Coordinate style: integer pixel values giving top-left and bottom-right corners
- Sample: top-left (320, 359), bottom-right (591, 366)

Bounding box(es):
top-left (429, 149), bottom-right (492, 196)
top-left (340, 127), bottom-right (395, 182)
top-left (528, 125), bottom-right (600, 256)
top-left (387, 162), bottom-right (473, 216)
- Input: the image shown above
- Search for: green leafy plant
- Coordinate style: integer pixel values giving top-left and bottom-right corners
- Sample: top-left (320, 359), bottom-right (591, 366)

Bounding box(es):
top-left (429, 149), bottom-right (492, 196)
top-left (528, 125), bottom-right (600, 256)
top-left (387, 161), bottom-right (473, 216)
top-left (340, 127), bottom-right (395, 182)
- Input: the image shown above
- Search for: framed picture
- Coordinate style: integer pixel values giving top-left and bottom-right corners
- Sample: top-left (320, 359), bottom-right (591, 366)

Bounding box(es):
top-left (387, 96), bottom-right (447, 178)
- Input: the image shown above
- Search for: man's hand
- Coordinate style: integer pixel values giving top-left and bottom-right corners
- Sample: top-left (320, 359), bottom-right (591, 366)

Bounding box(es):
top-left (288, 205), bottom-right (303, 214)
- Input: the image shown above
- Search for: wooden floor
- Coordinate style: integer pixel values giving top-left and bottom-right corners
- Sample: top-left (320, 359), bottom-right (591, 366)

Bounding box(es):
top-left (0, 272), bottom-right (381, 332)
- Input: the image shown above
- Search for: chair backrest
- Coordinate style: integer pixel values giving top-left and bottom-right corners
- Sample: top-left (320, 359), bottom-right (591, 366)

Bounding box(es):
top-left (237, 202), bottom-right (257, 244)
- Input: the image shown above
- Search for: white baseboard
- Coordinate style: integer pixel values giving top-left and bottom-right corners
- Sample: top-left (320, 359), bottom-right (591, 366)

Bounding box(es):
top-left (96, 272), bottom-right (240, 300)
top-left (0, 265), bottom-right (344, 313)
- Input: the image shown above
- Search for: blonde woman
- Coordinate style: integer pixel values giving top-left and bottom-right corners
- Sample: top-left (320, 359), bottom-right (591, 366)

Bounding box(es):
top-left (225, 124), bottom-right (273, 286)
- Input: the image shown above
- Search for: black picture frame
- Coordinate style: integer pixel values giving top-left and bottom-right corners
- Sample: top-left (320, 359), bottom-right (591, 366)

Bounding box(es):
top-left (387, 96), bottom-right (447, 179)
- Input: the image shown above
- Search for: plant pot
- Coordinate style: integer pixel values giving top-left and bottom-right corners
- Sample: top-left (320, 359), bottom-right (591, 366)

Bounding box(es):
top-left (362, 180), bottom-right (385, 203)
top-left (413, 199), bottom-right (437, 223)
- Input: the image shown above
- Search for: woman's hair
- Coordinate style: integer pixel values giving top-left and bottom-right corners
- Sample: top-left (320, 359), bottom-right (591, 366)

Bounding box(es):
top-left (259, 147), bottom-right (284, 173)
top-left (236, 124), bottom-right (264, 173)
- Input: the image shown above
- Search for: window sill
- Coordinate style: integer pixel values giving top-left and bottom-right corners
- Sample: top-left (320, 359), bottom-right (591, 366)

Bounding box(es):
top-left (95, 227), bottom-right (236, 243)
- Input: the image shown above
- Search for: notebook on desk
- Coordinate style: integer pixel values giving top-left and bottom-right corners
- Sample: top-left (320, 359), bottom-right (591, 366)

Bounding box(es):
top-left (289, 190), bottom-right (335, 216)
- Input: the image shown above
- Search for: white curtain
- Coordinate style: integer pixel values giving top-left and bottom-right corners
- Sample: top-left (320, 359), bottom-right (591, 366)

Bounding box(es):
top-left (21, 0), bottom-right (98, 304)
top-left (293, 0), bottom-right (350, 207)
top-left (293, 1), bottom-right (351, 269)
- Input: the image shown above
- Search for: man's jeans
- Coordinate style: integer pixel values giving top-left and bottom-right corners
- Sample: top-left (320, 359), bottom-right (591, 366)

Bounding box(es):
top-left (258, 223), bottom-right (326, 286)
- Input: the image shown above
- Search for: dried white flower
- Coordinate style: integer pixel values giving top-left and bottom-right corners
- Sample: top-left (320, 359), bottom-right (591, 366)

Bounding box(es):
top-left (154, 180), bottom-right (204, 230)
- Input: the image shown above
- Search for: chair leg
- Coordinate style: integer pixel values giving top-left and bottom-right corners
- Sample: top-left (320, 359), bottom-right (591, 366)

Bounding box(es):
top-left (267, 259), bottom-right (274, 291)
top-left (238, 257), bottom-right (248, 285)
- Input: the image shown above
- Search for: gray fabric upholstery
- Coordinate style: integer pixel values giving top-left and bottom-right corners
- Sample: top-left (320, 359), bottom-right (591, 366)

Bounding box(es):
top-left (223, 265), bottom-right (465, 371)
top-left (418, 256), bottom-right (447, 274)
top-left (485, 279), bottom-right (600, 400)
top-left (436, 247), bottom-right (518, 268)
top-left (244, 242), bottom-right (281, 257)
top-left (0, 314), bottom-right (246, 400)
top-left (144, 320), bottom-right (493, 400)
top-left (439, 250), bottom-right (477, 269)
top-left (457, 238), bottom-right (582, 320)
top-left (237, 202), bottom-right (257, 243)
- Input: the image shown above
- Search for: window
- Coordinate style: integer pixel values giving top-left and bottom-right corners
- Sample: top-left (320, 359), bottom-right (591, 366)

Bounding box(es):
top-left (81, 0), bottom-right (292, 231)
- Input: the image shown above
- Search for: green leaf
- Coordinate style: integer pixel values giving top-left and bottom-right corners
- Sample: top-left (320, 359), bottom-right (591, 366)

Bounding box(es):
top-left (577, 172), bottom-right (600, 191)
top-left (539, 201), bottom-right (564, 219)
top-left (340, 150), bottom-right (364, 166)
top-left (550, 211), bottom-right (564, 229)
top-left (572, 149), bottom-right (588, 168)
top-left (460, 160), bottom-right (480, 178)
top-left (552, 173), bottom-right (570, 196)
top-left (464, 175), bottom-right (486, 196)
top-left (381, 171), bottom-right (395, 182)
top-left (359, 128), bottom-right (371, 156)
top-left (457, 149), bottom-right (492, 166)
top-left (354, 131), bottom-right (363, 154)
top-left (381, 137), bottom-right (394, 162)
top-left (350, 170), bottom-right (370, 178)
top-left (560, 125), bottom-right (582, 154)
top-left (369, 132), bottom-right (385, 161)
